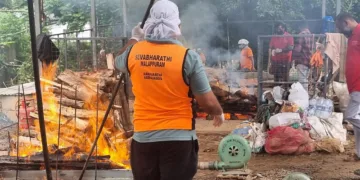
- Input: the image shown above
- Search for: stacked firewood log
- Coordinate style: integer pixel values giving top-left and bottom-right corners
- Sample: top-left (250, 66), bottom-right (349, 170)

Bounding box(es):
top-left (203, 67), bottom-right (274, 113)
top-left (8, 69), bottom-right (132, 169)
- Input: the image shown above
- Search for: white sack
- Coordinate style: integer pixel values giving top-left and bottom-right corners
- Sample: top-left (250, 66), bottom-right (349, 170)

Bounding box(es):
top-left (308, 113), bottom-right (347, 144)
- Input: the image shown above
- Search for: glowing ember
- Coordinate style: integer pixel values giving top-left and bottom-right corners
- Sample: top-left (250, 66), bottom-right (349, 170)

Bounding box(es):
top-left (224, 113), bottom-right (231, 120)
top-left (12, 63), bottom-right (130, 169)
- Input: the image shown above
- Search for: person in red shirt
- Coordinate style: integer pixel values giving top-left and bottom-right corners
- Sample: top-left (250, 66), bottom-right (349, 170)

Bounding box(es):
top-left (269, 22), bottom-right (294, 83)
top-left (336, 13), bottom-right (360, 170)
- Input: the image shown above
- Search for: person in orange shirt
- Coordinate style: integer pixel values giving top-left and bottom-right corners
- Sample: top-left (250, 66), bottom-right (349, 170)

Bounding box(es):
top-left (238, 39), bottom-right (255, 71)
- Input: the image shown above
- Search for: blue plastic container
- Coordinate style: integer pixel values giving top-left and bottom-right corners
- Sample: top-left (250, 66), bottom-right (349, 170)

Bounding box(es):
top-left (323, 16), bottom-right (335, 33)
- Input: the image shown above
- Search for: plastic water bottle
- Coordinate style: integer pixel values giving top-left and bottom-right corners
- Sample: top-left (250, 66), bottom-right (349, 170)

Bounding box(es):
top-left (315, 98), bottom-right (325, 118)
top-left (323, 99), bottom-right (334, 119)
top-left (308, 99), bottom-right (317, 116)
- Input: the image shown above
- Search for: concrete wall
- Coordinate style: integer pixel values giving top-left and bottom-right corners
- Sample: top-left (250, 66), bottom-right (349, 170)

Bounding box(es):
top-left (0, 95), bottom-right (34, 122)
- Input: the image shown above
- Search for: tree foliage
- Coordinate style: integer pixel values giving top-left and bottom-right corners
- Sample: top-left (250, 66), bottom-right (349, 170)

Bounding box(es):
top-left (1, 0), bottom-right (360, 85)
top-left (0, 1), bottom-right (31, 86)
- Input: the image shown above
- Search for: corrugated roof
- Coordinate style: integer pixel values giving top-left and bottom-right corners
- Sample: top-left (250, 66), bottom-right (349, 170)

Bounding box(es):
top-left (0, 82), bottom-right (35, 96)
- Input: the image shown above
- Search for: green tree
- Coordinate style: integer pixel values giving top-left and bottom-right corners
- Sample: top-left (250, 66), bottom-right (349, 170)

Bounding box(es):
top-left (0, 9), bottom-right (31, 85)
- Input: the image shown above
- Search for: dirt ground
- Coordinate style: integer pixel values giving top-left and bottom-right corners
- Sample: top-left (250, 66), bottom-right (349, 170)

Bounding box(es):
top-left (194, 120), bottom-right (360, 180)
top-left (1, 120), bottom-right (360, 179)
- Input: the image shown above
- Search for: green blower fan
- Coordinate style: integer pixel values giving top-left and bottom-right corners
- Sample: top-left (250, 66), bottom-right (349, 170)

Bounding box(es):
top-left (198, 134), bottom-right (251, 171)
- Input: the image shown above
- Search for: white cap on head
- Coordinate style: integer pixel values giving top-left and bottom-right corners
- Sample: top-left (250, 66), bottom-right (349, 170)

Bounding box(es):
top-left (143, 0), bottom-right (181, 39)
top-left (238, 39), bottom-right (249, 45)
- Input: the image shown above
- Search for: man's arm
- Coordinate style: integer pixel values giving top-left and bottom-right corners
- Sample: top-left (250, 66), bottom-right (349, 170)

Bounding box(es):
top-left (195, 91), bottom-right (223, 115)
top-left (115, 23), bottom-right (143, 72)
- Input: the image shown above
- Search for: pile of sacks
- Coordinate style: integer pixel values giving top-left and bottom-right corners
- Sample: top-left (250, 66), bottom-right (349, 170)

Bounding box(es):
top-left (242, 82), bottom-right (347, 155)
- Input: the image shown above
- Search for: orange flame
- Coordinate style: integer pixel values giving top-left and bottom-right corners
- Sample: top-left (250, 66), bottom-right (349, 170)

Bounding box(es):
top-left (13, 63), bottom-right (130, 169)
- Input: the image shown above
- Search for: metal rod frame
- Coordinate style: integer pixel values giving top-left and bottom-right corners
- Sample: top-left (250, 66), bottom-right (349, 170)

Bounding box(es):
top-left (0, 123), bottom-right (17, 131)
top-left (78, 74), bottom-right (125, 180)
top-left (49, 29), bottom-right (92, 37)
top-left (257, 34), bottom-right (329, 107)
top-left (56, 83), bottom-right (63, 180)
top-left (50, 37), bottom-right (128, 41)
top-left (26, 0), bottom-right (53, 179)
top-left (75, 86), bottom-right (77, 130)
top-left (21, 84), bottom-right (31, 144)
top-left (16, 86), bottom-right (20, 180)
top-left (95, 84), bottom-right (99, 180)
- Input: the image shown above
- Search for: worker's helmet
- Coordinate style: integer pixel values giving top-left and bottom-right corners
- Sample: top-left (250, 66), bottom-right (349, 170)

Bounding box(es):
top-left (238, 39), bottom-right (249, 45)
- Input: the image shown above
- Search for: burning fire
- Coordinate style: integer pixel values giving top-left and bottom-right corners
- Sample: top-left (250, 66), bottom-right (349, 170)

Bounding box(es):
top-left (196, 112), bottom-right (250, 120)
top-left (13, 63), bottom-right (130, 169)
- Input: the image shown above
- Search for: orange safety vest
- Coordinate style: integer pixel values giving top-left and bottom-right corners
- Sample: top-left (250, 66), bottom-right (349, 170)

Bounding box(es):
top-left (127, 41), bottom-right (195, 132)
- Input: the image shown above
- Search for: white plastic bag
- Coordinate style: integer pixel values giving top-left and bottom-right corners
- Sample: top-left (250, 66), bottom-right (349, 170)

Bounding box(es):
top-left (248, 123), bottom-right (267, 153)
top-left (269, 113), bottom-right (302, 129)
top-left (333, 82), bottom-right (350, 113)
top-left (272, 86), bottom-right (284, 104)
top-left (289, 62), bottom-right (299, 81)
top-left (288, 82), bottom-right (309, 110)
top-left (308, 113), bottom-right (347, 144)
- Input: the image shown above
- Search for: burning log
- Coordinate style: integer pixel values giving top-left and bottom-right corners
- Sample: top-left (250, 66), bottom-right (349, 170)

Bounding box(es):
top-left (40, 77), bottom-right (75, 92)
top-left (57, 70), bottom-right (100, 101)
top-left (21, 68), bottom-right (131, 167)
top-left (11, 136), bottom-right (42, 147)
top-left (29, 112), bottom-right (89, 131)
top-left (42, 92), bottom-right (84, 109)
top-left (53, 87), bottom-right (83, 101)
top-left (234, 89), bottom-right (257, 103)
top-left (19, 129), bottom-right (37, 138)
top-left (57, 97), bottom-right (84, 109)
top-left (0, 155), bottom-right (116, 170)
top-left (210, 81), bottom-right (231, 98)
top-left (42, 104), bottom-right (106, 120)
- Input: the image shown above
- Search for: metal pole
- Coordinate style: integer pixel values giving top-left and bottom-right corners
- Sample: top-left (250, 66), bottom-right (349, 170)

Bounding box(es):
top-left (122, 0), bottom-right (128, 37)
top-left (336, 0), bottom-right (341, 15)
top-left (55, 83), bottom-right (63, 180)
top-left (33, 0), bottom-right (41, 35)
top-left (95, 84), bottom-right (99, 180)
top-left (64, 29), bottom-right (68, 69)
top-left (78, 74), bottom-right (125, 180)
top-left (226, 18), bottom-right (231, 61)
top-left (322, 0), bottom-right (326, 18)
top-left (8, 131), bottom-right (11, 156)
top-left (26, 0), bottom-right (53, 179)
top-left (75, 86), bottom-right (77, 130)
top-left (0, 123), bottom-right (17, 131)
top-left (76, 32), bottom-right (80, 71)
top-left (57, 35), bottom-right (60, 74)
top-left (324, 57), bottom-right (329, 97)
top-left (34, 0), bottom-right (42, 80)
top-left (21, 84), bottom-right (31, 144)
top-left (91, 0), bottom-right (97, 70)
top-left (257, 36), bottom-right (263, 108)
top-left (16, 86), bottom-right (20, 180)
